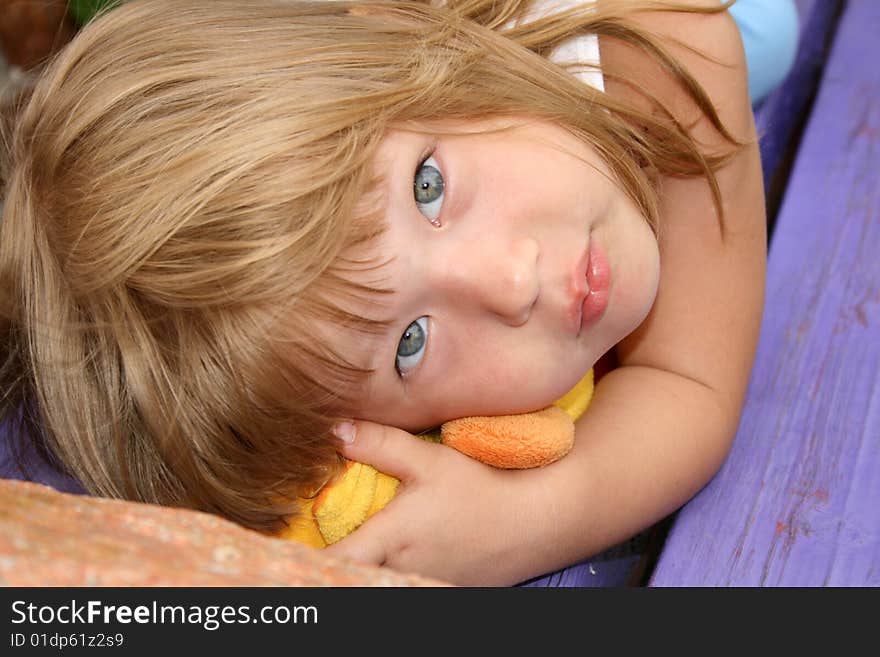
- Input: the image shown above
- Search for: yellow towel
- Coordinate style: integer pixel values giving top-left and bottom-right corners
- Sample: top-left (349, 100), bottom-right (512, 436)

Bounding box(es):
top-left (278, 370), bottom-right (593, 547)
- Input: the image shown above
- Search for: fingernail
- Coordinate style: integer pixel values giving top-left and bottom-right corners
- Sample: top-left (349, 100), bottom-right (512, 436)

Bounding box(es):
top-left (332, 421), bottom-right (357, 444)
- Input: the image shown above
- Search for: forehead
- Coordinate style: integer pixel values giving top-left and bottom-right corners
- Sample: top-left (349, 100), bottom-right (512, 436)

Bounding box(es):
top-left (374, 116), bottom-right (525, 157)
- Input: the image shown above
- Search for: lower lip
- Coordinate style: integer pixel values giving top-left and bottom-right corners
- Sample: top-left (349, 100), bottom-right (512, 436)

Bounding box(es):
top-left (580, 240), bottom-right (611, 331)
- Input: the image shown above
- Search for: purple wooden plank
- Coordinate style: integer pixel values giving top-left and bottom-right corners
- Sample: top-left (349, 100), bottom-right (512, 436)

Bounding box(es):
top-left (754, 0), bottom-right (843, 194)
top-left (522, 557), bottom-right (639, 587)
top-left (521, 531), bottom-right (650, 587)
top-left (1, 417), bottom-right (85, 495)
top-left (650, 0), bottom-right (880, 586)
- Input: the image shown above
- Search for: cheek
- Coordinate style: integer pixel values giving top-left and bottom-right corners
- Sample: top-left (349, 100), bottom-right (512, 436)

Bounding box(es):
top-left (611, 232), bottom-right (661, 332)
top-left (476, 339), bottom-right (589, 411)
top-left (631, 243), bottom-right (661, 308)
top-left (433, 338), bottom-right (572, 417)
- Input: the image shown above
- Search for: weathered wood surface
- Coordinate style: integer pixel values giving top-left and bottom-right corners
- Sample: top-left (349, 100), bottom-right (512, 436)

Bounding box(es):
top-left (522, 532), bottom-right (650, 587)
top-left (754, 0), bottom-right (843, 200)
top-left (0, 479), bottom-right (446, 586)
top-left (0, 420), bottom-right (85, 495)
top-left (651, 0), bottom-right (880, 586)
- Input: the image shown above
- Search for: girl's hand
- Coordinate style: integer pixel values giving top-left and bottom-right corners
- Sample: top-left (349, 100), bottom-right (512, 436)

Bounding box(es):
top-left (323, 420), bottom-right (556, 586)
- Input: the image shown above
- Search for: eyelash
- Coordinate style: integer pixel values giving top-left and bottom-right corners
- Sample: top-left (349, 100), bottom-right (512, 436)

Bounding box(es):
top-left (413, 153), bottom-right (445, 227)
top-left (395, 316), bottom-right (429, 377)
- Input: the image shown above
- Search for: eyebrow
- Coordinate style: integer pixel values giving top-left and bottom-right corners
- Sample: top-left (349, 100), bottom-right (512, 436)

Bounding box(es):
top-left (364, 318), bottom-right (398, 382)
top-left (338, 265), bottom-right (402, 389)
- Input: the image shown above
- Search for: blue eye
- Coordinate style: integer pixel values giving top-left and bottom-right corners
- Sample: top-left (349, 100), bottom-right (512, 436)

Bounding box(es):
top-left (396, 316), bottom-right (428, 375)
top-left (413, 156), bottom-right (444, 225)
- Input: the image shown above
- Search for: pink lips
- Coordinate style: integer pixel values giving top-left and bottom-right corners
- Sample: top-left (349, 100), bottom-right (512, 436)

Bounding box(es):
top-left (577, 239), bottom-right (611, 333)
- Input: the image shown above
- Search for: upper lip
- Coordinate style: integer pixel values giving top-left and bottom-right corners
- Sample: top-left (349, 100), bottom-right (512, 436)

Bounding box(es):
top-left (569, 240), bottom-right (591, 334)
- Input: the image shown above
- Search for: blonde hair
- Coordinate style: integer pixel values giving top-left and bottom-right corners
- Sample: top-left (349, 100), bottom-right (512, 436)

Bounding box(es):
top-left (0, 0), bottom-right (738, 532)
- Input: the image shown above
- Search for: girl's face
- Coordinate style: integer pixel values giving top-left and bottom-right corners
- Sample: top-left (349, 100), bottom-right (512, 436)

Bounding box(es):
top-left (334, 118), bottom-right (660, 432)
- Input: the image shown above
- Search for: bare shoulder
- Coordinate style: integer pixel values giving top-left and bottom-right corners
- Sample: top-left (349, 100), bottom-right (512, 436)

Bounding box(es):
top-left (598, 0), bottom-right (752, 143)
top-left (603, 3), bottom-right (766, 401)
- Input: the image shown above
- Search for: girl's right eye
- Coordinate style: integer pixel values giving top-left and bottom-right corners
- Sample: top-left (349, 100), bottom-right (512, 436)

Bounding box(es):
top-left (396, 316), bottom-right (429, 375)
top-left (413, 155), bottom-right (444, 226)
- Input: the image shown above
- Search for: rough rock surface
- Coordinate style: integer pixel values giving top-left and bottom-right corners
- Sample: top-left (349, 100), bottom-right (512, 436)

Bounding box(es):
top-left (0, 479), bottom-right (446, 586)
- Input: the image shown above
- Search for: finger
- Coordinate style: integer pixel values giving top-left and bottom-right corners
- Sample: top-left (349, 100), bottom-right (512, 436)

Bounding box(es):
top-left (323, 514), bottom-right (392, 567)
top-left (333, 420), bottom-right (440, 482)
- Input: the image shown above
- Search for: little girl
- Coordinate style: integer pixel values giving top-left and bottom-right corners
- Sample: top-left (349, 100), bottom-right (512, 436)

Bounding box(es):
top-left (1, 0), bottom-right (768, 585)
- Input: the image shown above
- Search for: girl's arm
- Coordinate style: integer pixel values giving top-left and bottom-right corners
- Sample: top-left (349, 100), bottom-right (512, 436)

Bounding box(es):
top-left (535, 0), bottom-right (767, 565)
top-left (326, 3), bottom-right (766, 585)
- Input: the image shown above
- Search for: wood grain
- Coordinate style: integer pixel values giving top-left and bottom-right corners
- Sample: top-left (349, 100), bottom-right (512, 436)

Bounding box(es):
top-left (0, 479), bottom-right (447, 586)
top-left (651, 0), bottom-right (880, 586)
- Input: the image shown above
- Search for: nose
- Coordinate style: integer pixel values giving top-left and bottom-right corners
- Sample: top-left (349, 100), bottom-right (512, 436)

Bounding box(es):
top-left (438, 236), bottom-right (540, 325)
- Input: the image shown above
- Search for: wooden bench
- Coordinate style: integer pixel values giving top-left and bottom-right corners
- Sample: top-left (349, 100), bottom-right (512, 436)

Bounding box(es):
top-left (3, 0), bottom-right (875, 587)
top-left (649, 0), bottom-right (878, 586)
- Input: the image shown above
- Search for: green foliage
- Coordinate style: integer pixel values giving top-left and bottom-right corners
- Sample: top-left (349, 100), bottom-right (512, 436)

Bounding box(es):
top-left (68, 0), bottom-right (126, 26)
